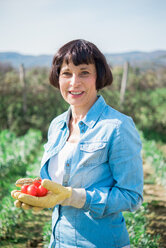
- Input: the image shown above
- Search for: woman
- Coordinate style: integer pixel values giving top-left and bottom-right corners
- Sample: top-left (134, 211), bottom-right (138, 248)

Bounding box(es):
top-left (12, 39), bottom-right (143, 248)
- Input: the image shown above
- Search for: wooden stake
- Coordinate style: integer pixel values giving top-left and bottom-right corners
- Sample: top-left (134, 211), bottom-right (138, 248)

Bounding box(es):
top-left (19, 64), bottom-right (27, 114)
top-left (120, 61), bottom-right (129, 105)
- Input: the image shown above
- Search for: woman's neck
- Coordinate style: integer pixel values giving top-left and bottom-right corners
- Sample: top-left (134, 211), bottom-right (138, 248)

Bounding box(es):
top-left (70, 107), bottom-right (87, 124)
top-left (70, 96), bottom-right (98, 124)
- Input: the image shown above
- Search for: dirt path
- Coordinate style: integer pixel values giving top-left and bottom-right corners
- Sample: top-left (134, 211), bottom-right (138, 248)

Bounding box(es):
top-left (143, 161), bottom-right (166, 247)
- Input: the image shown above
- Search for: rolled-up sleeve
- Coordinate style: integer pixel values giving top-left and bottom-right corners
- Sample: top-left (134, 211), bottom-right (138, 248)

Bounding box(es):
top-left (83, 117), bottom-right (144, 218)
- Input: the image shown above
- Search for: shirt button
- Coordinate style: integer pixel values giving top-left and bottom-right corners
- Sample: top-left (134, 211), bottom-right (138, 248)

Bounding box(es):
top-left (82, 129), bottom-right (85, 133)
top-left (80, 121), bottom-right (83, 125)
top-left (66, 163), bottom-right (70, 167)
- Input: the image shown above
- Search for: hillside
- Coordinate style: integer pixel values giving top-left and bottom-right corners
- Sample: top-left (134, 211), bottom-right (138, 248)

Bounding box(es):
top-left (0, 50), bottom-right (166, 69)
top-left (105, 50), bottom-right (166, 69)
top-left (0, 52), bottom-right (52, 68)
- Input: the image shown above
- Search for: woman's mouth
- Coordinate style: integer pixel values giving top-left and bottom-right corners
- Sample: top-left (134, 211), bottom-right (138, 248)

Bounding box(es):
top-left (69, 91), bottom-right (84, 96)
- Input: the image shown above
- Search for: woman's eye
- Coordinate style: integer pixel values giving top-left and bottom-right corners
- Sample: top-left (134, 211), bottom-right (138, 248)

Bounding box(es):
top-left (80, 71), bottom-right (89, 75)
top-left (62, 72), bottom-right (71, 76)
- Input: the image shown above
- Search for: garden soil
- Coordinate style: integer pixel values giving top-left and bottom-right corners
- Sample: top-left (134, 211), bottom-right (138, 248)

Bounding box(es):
top-left (143, 161), bottom-right (166, 248)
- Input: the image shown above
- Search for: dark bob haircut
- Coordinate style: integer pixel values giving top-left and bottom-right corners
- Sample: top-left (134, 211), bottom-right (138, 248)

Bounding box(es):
top-left (49, 39), bottom-right (113, 90)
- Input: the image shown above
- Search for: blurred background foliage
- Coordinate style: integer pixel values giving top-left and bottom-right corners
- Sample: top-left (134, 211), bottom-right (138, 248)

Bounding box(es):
top-left (0, 61), bottom-right (166, 142)
top-left (0, 61), bottom-right (166, 247)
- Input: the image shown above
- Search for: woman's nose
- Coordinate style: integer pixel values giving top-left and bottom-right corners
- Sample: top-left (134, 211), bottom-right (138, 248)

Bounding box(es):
top-left (70, 74), bottom-right (80, 86)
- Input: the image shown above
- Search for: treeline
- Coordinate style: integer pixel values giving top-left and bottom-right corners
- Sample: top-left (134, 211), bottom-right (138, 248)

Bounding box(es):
top-left (0, 62), bottom-right (166, 141)
top-left (101, 65), bottom-right (166, 141)
top-left (0, 64), bottom-right (69, 139)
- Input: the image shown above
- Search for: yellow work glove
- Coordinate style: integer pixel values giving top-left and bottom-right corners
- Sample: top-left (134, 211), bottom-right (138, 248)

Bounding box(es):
top-left (12, 197), bottom-right (43, 212)
top-left (11, 179), bottom-right (72, 209)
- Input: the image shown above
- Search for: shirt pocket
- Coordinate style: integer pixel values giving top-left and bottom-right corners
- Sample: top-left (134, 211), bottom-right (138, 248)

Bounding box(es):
top-left (79, 141), bottom-right (108, 166)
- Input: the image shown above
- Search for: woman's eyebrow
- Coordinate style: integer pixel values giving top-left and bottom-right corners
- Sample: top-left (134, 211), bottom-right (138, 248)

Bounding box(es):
top-left (80, 67), bottom-right (89, 70)
top-left (61, 67), bottom-right (70, 72)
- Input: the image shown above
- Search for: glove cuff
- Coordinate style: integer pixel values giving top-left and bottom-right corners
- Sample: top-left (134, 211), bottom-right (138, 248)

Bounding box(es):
top-left (61, 188), bottom-right (86, 208)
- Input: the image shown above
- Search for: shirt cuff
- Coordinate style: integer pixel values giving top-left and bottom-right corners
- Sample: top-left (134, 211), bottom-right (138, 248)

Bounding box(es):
top-left (82, 190), bottom-right (91, 211)
top-left (61, 188), bottom-right (86, 208)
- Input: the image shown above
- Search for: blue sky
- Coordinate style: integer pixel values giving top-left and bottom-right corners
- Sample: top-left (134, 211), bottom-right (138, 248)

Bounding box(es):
top-left (0, 0), bottom-right (166, 55)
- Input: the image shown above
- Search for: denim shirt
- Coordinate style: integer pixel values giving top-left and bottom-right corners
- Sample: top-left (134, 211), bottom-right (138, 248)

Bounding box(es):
top-left (40, 95), bottom-right (143, 248)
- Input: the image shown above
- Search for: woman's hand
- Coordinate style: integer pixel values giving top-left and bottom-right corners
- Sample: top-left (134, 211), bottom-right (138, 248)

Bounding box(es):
top-left (12, 197), bottom-right (43, 212)
top-left (11, 179), bottom-right (72, 209)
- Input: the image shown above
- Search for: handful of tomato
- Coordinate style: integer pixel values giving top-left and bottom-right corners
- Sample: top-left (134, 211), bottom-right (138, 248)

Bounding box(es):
top-left (20, 178), bottom-right (48, 197)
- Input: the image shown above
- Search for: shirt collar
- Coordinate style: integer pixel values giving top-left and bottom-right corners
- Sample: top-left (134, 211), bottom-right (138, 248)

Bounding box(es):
top-left (59, 95), bottom-right (106, 130)
top-left (82, 95), bottom-right (106, 128)
top-left (59, 108), bottom-right (71, 130)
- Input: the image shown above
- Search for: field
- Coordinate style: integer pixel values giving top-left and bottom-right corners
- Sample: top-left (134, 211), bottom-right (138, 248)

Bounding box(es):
top-left (0, 129), bottom-right (166, 247)
top-left (0, 62), bottom-right (166, 247)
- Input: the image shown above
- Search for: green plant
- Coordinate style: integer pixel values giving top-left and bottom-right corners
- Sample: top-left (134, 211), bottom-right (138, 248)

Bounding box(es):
top-left (0, 129), bottom-right (42, 200)
top-left (140, 132), bottom-right (166, 189)
top-left (42, 218), bottom-right (52, 248)
top-left (124, 203), bottom-right (160, 247)
top-left (0, 129), bottom-right (44, 241)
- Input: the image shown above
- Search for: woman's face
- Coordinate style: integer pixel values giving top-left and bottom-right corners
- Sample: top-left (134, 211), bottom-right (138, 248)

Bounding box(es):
top-left (59, 61), bottom-right (97, 112)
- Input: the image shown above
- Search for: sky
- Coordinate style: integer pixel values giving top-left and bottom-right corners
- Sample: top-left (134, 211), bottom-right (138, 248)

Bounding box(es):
top-left (0, 0), bottom-right (166, 55)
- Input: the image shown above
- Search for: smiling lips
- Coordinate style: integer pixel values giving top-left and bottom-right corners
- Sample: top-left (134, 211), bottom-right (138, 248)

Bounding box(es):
top-left (69, 91), bottom-right (84, 96)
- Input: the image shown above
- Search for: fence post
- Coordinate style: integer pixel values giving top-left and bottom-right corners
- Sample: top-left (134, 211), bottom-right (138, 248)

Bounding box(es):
top-left (19, 64), bottom-right (27, 114)
top-left (120, 61), bottom-right (129, 106)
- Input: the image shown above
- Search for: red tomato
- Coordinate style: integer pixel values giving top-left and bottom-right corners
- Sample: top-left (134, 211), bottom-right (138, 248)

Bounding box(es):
top-left (27, 185), bottom-right (38, 196)
top-left (33, 179), bottom-right (42, 188)
top-left (21, 184), bottom-right (29, 194)
top-left (37, 185), bottom-right (48, 197)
